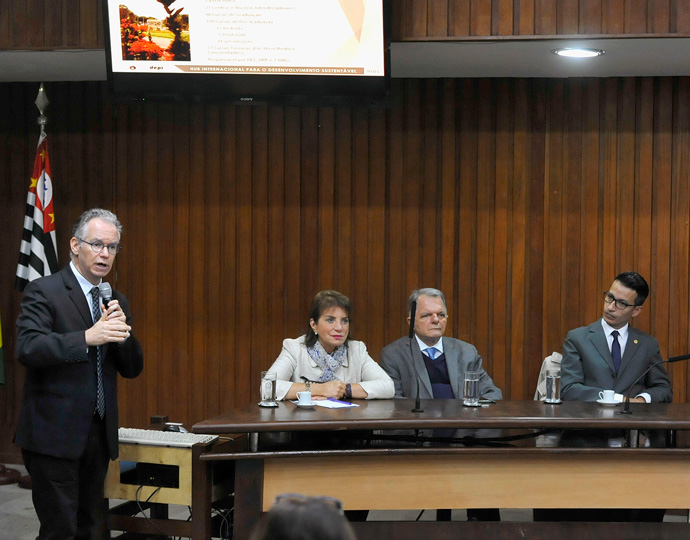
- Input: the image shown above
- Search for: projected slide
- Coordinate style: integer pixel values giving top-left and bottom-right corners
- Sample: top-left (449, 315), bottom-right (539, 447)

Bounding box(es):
top-left (107, 0), bottom-right (385, 76)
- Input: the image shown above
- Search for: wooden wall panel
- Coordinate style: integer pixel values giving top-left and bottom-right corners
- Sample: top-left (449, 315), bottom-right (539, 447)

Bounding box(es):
top-left (582, 0), bottom-right (603, 33)
top-left (677, 0), bottom-right (690, 32)
top-left (5, 0), bottom-right (690, 51)
top-left (449, 0), bottom-right (471, 35)
top-left (3, 77), bottom-right (690, 463)
top-left (390, 0), bottom-right (690, 38)
top-left (516, 0), bottom-right (536, 35)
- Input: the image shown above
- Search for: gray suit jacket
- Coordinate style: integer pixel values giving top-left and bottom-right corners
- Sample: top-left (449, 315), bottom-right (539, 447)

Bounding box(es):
top-left (380, 336), bottom-right (502, 400)
top-left (560, 320), bottom-right (672, 403)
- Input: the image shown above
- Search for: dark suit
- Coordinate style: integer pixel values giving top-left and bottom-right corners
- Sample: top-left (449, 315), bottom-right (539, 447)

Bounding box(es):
top-left (561, 320), bottom-right (672, 402)
top-left (15, 265), bottom-right (143, 539)
top-left (380, 336), bottom-right (502, 401)
top-left (540, 320), bottom-right (670, 523)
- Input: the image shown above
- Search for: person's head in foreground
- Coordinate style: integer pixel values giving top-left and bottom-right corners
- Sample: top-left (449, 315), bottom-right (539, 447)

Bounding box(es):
top-left (249, 493), bottom-right (357, 540)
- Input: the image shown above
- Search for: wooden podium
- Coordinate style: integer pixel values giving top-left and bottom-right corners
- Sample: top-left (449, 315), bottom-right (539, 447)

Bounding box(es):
top-left (104, 438), bottom-right (235, 539)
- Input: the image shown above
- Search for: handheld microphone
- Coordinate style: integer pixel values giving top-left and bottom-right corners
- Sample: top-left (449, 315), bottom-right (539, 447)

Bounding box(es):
top-left (408, 301), bottom-right (423, 413)
top-left (98, 282), bottom-right (113, 311)
top-left (620, 353), bottom-right (690, 414)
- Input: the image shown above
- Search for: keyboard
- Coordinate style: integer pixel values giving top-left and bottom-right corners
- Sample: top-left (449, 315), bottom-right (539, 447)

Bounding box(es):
top-left (118, 427), bottom-right (218, 448)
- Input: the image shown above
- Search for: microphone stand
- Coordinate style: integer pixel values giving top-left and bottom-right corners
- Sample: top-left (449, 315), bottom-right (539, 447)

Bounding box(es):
top-left (620, 353), bottom-right (690, 414)
top-left (408, 300), bottom-right (423, 413)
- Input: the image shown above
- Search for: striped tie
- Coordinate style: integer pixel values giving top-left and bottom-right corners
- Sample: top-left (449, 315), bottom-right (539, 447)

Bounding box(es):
top-left (91, 287), bottom-right (105, 418)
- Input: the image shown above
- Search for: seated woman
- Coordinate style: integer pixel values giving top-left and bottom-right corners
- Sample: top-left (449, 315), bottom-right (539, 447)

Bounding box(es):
top-left (268, 290), bottom-right (394, 401)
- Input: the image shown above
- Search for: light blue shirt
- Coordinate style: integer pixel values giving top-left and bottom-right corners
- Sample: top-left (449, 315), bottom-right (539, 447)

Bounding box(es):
top-left (414, 334), bottom-right (443, 358)
top-left (70, 261), bottom-right (102, 321)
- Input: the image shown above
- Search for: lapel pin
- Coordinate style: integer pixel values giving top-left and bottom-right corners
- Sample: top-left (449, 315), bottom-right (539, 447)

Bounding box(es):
top-left (634, 339), bottom-right (638, 344)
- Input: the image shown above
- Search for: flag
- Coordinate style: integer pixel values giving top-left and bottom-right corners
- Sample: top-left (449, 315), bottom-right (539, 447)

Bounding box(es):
top-left (16, 130), bottom-right (59, 292)
top-left (0, 312), bottom-right (4, 385)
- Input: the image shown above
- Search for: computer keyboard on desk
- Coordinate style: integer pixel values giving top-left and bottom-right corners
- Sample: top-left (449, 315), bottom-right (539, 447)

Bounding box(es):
top-left (118, 427), bottom-right (218, 448)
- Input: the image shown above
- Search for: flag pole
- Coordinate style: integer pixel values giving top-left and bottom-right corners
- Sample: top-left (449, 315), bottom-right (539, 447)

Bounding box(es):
top-left (36, 82), bottom-right (48, 134)
top-left (0, 86), bottom-right (49, 486)
top-left (2, 83), bottom-right (54, 487)
top-left (13, 84), bottom-right (54, 489)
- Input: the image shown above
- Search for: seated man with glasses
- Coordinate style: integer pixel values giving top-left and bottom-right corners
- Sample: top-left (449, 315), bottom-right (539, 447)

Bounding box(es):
top-left (561, 271), bottom-right (672, 404)
top-left (550, 271), bottom-right (671, 523)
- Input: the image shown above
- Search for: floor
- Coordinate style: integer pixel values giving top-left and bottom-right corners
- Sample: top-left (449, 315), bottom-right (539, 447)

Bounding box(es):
top-left (0, 462), bottom-right (686, 540)
top-left (0, 464), bottom-right (34, 540)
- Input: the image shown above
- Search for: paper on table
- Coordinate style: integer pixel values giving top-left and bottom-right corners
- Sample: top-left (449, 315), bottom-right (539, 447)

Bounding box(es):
top-left (315, 399), bottom-right (360, 408)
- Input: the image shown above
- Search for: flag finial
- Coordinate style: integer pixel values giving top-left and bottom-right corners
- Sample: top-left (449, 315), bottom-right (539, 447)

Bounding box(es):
top-left (35, 83), bottom-right (49, 132)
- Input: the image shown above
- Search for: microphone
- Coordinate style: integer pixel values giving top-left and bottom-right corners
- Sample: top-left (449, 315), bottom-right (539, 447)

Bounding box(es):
top-left (408, 301), bottom-right (423, 413)
top-left (620, 353), bottom-right (690, 414)
top-left (98, 282), bottom-right (113, 312)
top-left (408, 300), bottom-right (416, 339)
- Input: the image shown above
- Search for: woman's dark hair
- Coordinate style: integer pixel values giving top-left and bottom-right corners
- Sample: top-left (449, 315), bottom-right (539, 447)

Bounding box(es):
top-left (248, 494), bottom-right (357, 540)
top-left (304, 290), bottom-right (352, 348)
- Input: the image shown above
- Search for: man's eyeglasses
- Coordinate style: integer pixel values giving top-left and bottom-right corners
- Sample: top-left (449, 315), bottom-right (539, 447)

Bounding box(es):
top-left (78, 238), bottom-right (122, 255)
top-left (273, 493), bottom-right (344, 515)
top-left (603, 292), bottom-right (636, 310)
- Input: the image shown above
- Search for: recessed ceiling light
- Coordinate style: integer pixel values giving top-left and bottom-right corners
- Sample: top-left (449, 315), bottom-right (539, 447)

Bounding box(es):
top-left (552, 48), bottom-right (605, 58)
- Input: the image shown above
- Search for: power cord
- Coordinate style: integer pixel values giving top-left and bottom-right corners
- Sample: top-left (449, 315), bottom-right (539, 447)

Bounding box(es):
top-left (212, 505), bottom-right (234, 539)
top-left (133, 484), bottom-right (173, 538)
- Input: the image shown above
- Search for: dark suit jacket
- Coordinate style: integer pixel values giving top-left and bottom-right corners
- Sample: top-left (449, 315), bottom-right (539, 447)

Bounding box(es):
top-left (380, 336), bottom-right (502, 400)
top-left (560, 320), bottom-right (672, 403)
top-left (15, 265), bottom-right (144, 460)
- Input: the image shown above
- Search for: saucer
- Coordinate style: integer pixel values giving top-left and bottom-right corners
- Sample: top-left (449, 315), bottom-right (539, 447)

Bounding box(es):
top-left (295, 402), bottom-right (315, 408)
top-left (597, 399), bottom-right (618, 406)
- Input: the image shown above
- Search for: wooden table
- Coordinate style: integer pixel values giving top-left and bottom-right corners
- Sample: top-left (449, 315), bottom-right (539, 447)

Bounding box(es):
top-left (193, 400), bottom-right (690, 539)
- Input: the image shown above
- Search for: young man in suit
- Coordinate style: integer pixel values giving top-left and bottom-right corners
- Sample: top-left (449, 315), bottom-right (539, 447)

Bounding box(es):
top-left (551, 271), bottom-right (671, 522)
top-left (380, 287), bottom-right (502, 521)
top-left (15, 208), bottom-right (144, 540)
top-left (561, 271), bottom-right (672, 404)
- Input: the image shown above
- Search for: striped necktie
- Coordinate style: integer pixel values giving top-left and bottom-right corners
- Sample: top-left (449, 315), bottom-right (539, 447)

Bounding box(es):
top-left (91, 287), bottom-right (106, 418)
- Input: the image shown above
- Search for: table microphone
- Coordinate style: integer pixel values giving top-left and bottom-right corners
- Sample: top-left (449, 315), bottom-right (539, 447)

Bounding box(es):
top-left (620, 353), bottom-right (690, 414)
top-left (408, 300), bottom-right (423, 413)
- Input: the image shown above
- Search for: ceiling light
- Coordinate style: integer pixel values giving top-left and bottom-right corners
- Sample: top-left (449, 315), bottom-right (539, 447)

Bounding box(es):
top-left (552, 48), bottom-right (605, 58)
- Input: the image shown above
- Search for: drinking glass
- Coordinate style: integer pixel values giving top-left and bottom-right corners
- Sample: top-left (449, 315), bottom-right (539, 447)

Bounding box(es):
top-left (544, 369), bottom-right (561, 404)
top-left (259, 371), bottom-right (278, 408)
top-left (463, 371), bottom-right (480, 407)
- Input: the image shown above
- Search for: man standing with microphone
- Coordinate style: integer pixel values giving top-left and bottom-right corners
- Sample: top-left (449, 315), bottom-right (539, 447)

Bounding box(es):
top-left (15, 208), bottom-right (144, 540)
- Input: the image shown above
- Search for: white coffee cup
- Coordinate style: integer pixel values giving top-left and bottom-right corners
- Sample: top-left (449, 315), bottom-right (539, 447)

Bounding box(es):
top-left (296, 391), bottom-right (312, 405)
top-left (599, 389), bottom-right (616, 402)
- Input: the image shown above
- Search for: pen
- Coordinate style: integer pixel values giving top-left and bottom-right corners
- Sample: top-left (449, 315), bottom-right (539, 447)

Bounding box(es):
top-left (328, 398), bottom-right (351, 405)
top-left (478, 398), bottom-right (496, 404)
